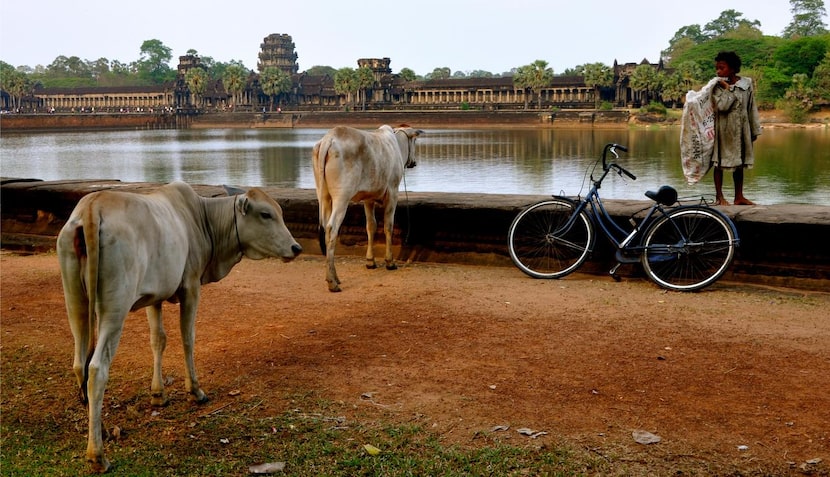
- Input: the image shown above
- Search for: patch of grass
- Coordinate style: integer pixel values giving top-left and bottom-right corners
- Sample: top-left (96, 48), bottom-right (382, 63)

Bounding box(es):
top-left (3, 382), bottom-right (813, 476)
top-left (1, 389), bottom-right (611, 476)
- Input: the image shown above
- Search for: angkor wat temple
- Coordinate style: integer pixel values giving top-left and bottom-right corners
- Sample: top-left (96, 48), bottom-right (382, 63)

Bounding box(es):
top-left (15, 33), bottom-right (664, 113)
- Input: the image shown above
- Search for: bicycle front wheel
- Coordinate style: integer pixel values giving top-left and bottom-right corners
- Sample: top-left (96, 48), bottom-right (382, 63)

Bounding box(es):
top-left (641, 207), bottom-right (737, 291)
top-left (508, 198), bottom-right (594, 279)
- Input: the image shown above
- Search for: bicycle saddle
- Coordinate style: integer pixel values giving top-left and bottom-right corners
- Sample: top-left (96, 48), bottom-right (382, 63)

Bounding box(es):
top-left (646, 185), bottom-right (678, 205)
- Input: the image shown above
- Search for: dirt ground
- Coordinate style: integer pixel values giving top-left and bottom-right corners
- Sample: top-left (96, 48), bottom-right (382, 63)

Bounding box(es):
top-left (2, 250), bottom-right (828, 475)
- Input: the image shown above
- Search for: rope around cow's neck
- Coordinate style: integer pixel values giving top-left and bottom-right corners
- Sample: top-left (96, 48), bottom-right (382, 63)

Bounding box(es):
top-left (232, 197), bottom-right (244, 256)
top-left (396, 129), bottom-right (413, 246)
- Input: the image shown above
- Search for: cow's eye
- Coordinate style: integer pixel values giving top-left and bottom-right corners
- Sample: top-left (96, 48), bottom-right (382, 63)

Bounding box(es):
top-left (260, 211), bottom-right (272, 220)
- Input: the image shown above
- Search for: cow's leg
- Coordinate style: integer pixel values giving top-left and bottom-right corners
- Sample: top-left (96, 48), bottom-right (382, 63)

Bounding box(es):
top-left (383, 199), bottom-right (398, 270)
top-left (147, 303), bottom-right (168, 406)
top-left (364, 201), bottom-right (378, 269)
top-left (179, 291), bottom-right (208, 403)
top-left (85, 311), bottom-right (128, 474)
top-left (324, 199), bottom-right (349, 292)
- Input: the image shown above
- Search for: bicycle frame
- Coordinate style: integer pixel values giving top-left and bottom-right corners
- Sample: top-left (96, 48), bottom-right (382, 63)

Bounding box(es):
top-left (554, 156), bottom-right (738, 265)
top-left (554, 163), bottom-right (669, 259)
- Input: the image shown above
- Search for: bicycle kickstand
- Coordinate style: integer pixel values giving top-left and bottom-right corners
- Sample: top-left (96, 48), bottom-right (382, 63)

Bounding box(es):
top-left (609, 263), bottom-right (622, 282)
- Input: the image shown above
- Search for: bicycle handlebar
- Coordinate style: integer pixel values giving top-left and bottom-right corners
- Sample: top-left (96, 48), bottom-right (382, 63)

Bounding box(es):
top-left (602, 143), bottom-right (636, 181)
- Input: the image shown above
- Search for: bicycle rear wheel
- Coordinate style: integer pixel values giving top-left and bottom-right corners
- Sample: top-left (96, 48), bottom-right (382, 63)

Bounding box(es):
top-left (641, 206), bottom-right (737, 291)
top-left (508, 198), bottom-right (594, 279)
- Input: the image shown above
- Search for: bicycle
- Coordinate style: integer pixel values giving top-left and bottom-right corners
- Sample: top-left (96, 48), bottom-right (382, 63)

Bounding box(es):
top-left (507, 143), bottom-right (739, 291)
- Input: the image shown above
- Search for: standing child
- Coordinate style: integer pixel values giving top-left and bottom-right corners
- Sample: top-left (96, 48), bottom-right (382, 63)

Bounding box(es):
top-left (712, 51), bottom-right (762, 205)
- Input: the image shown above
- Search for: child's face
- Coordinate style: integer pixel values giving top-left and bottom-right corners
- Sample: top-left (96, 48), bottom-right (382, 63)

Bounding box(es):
top-left (715, 61), bottom-right (734, 78)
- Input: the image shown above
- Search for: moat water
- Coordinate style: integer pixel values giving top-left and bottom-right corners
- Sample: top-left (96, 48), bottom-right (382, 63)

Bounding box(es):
top-left (1, 127), bottom-right (828, 205)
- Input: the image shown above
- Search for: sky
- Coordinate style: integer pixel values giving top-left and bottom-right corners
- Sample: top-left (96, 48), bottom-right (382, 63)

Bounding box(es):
top-left (0, 0), bottom-right (818, 76)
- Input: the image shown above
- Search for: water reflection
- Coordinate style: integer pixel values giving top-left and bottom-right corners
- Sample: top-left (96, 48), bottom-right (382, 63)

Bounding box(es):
top-left (1, 127), bottom-right (827, 205)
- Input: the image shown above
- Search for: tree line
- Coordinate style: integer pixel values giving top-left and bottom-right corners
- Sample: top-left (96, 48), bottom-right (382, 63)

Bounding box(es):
top-left (2, 0), bottom-right (828, 121)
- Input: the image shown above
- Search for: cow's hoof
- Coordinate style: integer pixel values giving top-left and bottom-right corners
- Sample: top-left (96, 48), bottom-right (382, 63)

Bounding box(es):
top-left (385, 263), bottom-right (398, 270)
top-left (366, 261), bottom-right (378, 269)
top-left (150, 392), bottom-right (169, 407)
top-left (328, 284), bottom-right (342, 292)
top-left (188, 390), bottom-right (209, 404)
top-left (88, 454), bottom-right (111, 474)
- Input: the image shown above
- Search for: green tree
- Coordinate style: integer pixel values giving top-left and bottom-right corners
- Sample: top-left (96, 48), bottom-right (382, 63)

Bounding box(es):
top-left (513, 60), bottom-right (554, 109)
top-left (137, 39), bottom-right (174, 84)
top-left (222, 64), bottom-right (248, 108)
top-left (356, 66), bottom-right (374, 111)
top-left (777, 73), bottom-right (814, 122)
top-left (46, 55), bottom-right (92, 78)
top-left (582, 62), bottom-right (613, 108)
top-left (426, 67), bottom-right (451, 80)
top-left (398, 67), bottom-right (418, 81)
top-left (756, 66), bottom-right (793, 106)
top-left (206, 59), bottom-right (244, 82)
top-left (89, 58), bottom-right (110, 82)
top-left (663, 25), bottom-right (707, 63)
top-left (774, 36), bottom-right (828, 77)
top-left (305, 65), bottom-right (337, 76)
top-left (333, 67), bottom-right (358, 109)
top-left (703, 10), bottom-right (761, 38)
top-left (783, 0), bottom-right (829, 38)
top-left (468, 70), bottom-right (494, 78)
top-left (811, 51), bottom-right (830, 99)
top-left (659, 71), bottom-right (686, 107)
top-left (184, 67), bottom-right (208, 108)
top-left (628, 64), bottom-right (659, 106)
top-left (676, 60), bottom-right (705, 90)
top-left (259, 67), bottom-right (292, 111)
top-left (0, 61), bottom-right (31, 110)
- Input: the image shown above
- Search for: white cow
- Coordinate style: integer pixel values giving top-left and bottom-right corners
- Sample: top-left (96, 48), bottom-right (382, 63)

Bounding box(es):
top-left (312, 125), bottom-right (422, 292)
top-left (56, 181), bottom-right (302, 473)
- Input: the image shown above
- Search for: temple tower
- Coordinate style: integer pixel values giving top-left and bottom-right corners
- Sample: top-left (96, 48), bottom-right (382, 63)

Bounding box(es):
top-left (357, 57), bottom-right (392, 82)
top-left (258, 34), bottom-right (299, 74)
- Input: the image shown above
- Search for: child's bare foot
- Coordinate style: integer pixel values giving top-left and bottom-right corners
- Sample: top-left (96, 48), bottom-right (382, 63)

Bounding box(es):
top-left (734, 197), bottom-right (755, 205)
top-left (714, 197), bottom-right (730, 206)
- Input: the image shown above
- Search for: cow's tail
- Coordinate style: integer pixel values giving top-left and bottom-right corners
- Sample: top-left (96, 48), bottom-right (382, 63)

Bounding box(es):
top-left (80, 201), bottom-right (102, 401)
top-left (312, 137), bottom-right (333, 256)
top-left (318, 226), bottom-right (327, 255)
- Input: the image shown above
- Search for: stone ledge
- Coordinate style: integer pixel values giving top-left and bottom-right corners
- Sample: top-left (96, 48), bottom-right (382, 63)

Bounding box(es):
top-left (2, 178), bottom-right (828, 291)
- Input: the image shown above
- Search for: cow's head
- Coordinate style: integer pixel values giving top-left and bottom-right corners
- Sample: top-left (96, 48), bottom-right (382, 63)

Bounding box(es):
top-left (394, 126), bottom-right (423, 169)
top-left (233, 188), bottom-right (302, 261)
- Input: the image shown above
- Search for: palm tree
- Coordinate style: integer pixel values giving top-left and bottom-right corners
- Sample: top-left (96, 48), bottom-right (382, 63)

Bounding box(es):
top-left (356, 66), bottom-right (374, 111)
top-left (222, 64), bottom-right (248, 109)
top-left (582, 62), bottom-right (614, 109)
top-left (184, 68), bottom-right (208, 108)
top-left (658, 71), bottom-right (685, 108)
top-left (259, 67), bottom-right (292, 111)
top-left (0, 65), bottom-right (30, 111)
top-left (513, 60), bottom-right (554, 109)
top-left (675, 60), bottom-right (704, 92)
top-left (334, 67), bottom-right (358, 110)
top-left (629, 64), bottom-right (659, 106)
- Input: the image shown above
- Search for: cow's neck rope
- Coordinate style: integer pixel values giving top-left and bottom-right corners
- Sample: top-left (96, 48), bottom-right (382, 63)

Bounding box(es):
top-left (232, 198), bottom-right (244, 256)
top-left (396, 129), bottom-right (412, 245)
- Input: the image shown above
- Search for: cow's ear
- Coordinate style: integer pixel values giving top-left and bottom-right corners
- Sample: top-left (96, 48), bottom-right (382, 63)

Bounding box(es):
top-left (224, 184), bottom-right (247, 196)
top-left (236, 196), bottom-right (250, 216)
